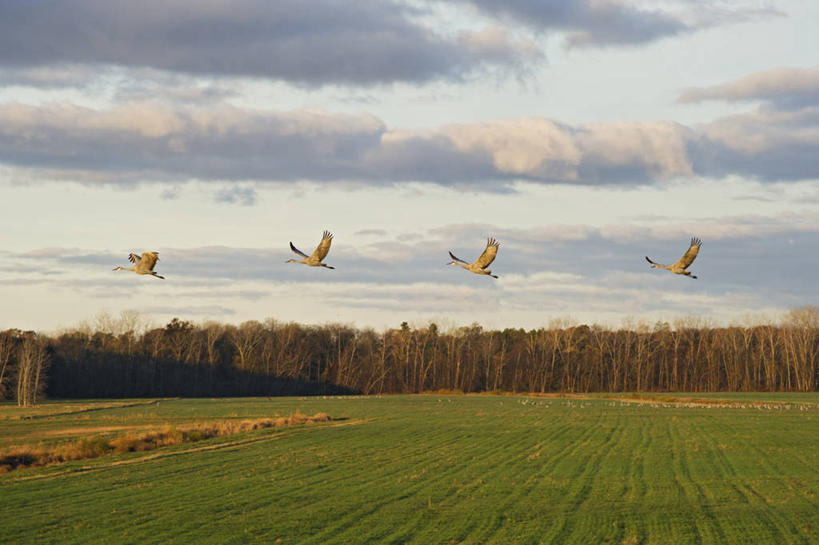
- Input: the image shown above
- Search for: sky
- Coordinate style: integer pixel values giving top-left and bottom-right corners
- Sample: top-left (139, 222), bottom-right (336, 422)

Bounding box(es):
top-left (1, 0), bottom-right (818, 333)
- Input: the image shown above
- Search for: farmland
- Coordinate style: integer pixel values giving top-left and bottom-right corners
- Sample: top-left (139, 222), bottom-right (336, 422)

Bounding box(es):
top-left (1, 394), bottom-right (818, 544)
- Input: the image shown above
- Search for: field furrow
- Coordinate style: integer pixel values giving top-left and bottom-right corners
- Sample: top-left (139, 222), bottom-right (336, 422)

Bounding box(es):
top-left (1, 395), bottom-right (818, 544)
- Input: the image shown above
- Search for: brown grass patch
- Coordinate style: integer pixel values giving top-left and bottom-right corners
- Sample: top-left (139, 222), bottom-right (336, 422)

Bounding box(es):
top-left (607, 394), bottom-right (778, 408)
top-left (0, 412), bottom-right (332, 472)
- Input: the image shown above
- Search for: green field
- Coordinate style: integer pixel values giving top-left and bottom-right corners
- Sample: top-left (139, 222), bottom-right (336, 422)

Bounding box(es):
top-left (1, 394), bottom-right (818, 544)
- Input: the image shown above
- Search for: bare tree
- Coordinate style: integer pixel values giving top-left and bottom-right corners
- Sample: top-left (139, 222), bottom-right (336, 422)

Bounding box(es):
top-left (16, 335), bottom-right (49, 407)
top-left (8, 308), bottom-right (819, 398)
top-left (0, 330), bottom-right (16, 400)
top-left (783, 307), bottom-right (819, 391)
top-left (229, 321), bottom-right (265, 371)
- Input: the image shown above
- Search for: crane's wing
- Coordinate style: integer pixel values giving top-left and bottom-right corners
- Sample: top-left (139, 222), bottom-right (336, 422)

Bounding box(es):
top-left (472, 237), bottom-right (499, 269)
top-left (289, 242), bottom-right (309, 259)
top-left (128, 253), bottom-right (141, 264)
top-left (310, 230), bottom-right (333, 262)
top-left (140, 252), bottom-right (160, 271)
top-left (448, 251), bottom-right (468, 264)
top-left (673, 237), bottom-right (701, 270)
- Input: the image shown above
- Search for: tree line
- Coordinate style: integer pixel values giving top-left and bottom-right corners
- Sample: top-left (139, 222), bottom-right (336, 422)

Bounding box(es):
top-left (1, 307), bottom-right (818, 403)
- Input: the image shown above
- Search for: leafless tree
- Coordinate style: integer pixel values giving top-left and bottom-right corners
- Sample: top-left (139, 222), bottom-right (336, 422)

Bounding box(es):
top-left (0, 330), bottom-right (16, 400)
top-left (16, 335), bottom-right (49, 407)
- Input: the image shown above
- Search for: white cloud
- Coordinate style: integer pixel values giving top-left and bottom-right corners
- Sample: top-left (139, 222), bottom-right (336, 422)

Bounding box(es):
top-left (579, 121), bottom-right (693, 180)
top-left (441, 119), bottom-right (582, 179)
top-left (679, 65), bottom-right (819, 106)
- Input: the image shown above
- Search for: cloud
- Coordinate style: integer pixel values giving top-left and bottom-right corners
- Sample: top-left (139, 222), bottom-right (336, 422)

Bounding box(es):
top-left (0, 103), bottom-right (695, 186)
top-left (0, 0), bottom-right (543, 87)
top-left (455, 0), bottom-right (775, 48)
top-left (0, 102), bottom-right (386, 183)
top-left (456, 26), bottom-right (543, 69)
top-left (671, 66), bottom-right (819, 180)
top-left (160, 186), bottom-right (181, 200)
top-left (6, 214), bottom-right (819, 329)
top-left (25, 208), bottom-right (818, 285)
top-left (678, 66), bottom-right (819, 108)
top-left (324, 282), bottom-right (500, 313)
top-left (141, 305), bottom-right (237, 317)
top-left (214, 186), bottom-right (258, 206)
top-left (2, 92), bottom-right (819, 188)
top-left (691, 106), bottom-right (819, 180)
top-left (0, 64), bottom-right (102, 88)
top-left (353, 229), bottom-right (388, 237)
top-left (458, 0), bottom-right (686, 47)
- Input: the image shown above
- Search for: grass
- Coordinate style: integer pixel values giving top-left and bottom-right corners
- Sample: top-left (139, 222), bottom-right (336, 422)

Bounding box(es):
top-left (0, 412), bottom-right (332, 471)
top-left (0, 394), bottom-right (818, 544)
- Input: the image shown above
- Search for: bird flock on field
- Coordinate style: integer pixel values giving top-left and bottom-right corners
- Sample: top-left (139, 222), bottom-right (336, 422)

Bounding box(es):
top-left (114, 232), bottom-right (703, 281)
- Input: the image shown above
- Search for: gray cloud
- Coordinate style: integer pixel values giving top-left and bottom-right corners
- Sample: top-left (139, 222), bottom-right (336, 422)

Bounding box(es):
top-left (214, 186), bottom-right (258, 206)
top-left (7, 216), bottom-right (818, 326)
top-left (673, 66), bottom-right (819, 180)
top-left (0, 103), bottom-right (387, 183)
top-left (0, 0), bottom-right (542, 87)
top-left (353, 229), bottom-right (388, 237)
top-left (464, 0), bottom-right (686, 47)
top-left (454, 0), bottom-right (775, 48)
top-left (15, 212), bottom-right (819, 290)
top-left (160, 186), bottom-right (181, 200)
top-left (690, 106), bottom-right (819, 181)
top-left (0, 64), bottom-right (102, 88)
top-left (141, 305), bottom-right (237, 317)
top-left (2, 99), bottom-right (818, 188)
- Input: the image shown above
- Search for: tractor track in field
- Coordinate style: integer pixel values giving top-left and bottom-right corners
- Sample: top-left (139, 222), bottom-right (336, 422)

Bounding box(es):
top-left (3, 396), bottom-right (818, 544)
top-left (15, 399), bottom-right (167, 420)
